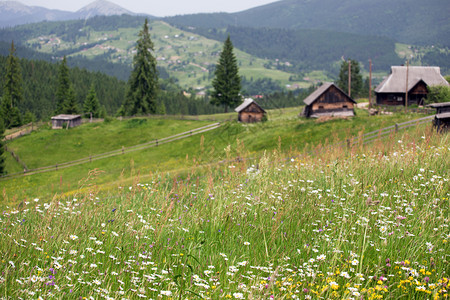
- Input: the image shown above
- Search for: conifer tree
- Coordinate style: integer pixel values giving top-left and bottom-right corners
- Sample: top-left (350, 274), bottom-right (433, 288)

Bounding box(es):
top-left (211, 36), bottom-right (241, 112)
top-left (0, 119), bottom-right (6, 176)
top-left (63, 86), bottom-right (78, 114)
top-left (337, 59), bottom-right (363, 98)
top-left (121, 19), bottom-right (158, 116)
top-left (2, 41), bottom-right (23, 128)
top-left (84, 84), bottom-right (100, 118)
top-left (55, 56), bottom-right (71, 114)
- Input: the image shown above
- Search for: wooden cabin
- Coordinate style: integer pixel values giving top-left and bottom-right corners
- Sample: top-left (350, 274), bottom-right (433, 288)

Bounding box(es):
top-left (235, 98), bottom-right (266, 123)
top-left (303, 83), bottom-right (356, 118)
top-left (434, 112), bottom-right (450, 132)
top-left (375, 66), bottom-right (449, 106)
top-left (427, 102), bottom-right (450, 114)
top-left (51, 114), bottom-right (82, 129)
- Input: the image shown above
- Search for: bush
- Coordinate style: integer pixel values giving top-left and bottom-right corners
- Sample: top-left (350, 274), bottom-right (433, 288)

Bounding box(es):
top-left (426, 85), bottom-right (450, 104)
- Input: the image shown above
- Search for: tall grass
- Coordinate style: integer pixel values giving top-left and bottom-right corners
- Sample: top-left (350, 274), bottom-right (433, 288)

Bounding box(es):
top-left (0, 126), bottom-right (448, 299)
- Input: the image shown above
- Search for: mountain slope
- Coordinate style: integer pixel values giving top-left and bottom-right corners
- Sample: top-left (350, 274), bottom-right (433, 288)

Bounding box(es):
top-left (0, 1), bottom-right (72, 27)
top-left (164, 0), bottom-right (450, 46)
top-left (0, 0), bottom-right (139, 28)
top-left (74, 0), bottom-right (136, 19)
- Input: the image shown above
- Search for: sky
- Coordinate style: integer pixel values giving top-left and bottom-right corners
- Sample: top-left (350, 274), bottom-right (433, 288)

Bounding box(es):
top-left (16, 0), bottom-right (279, 17)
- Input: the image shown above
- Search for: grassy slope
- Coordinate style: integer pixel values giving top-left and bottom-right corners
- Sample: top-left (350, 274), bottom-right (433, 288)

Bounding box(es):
top-left (0, 122), bottom-right (448, 299)
top-left (0, 109), bottom-right (431, 205)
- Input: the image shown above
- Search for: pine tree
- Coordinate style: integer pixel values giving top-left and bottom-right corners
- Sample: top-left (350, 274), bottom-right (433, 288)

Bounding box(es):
top-left (121, 19), bottom-right (158, 116)
top-left (0, 94), bottom-right (21, 129)
top-left (55, 56), bottom-right (71, 114)
top-left (63, 86), bottom-right (78, 114)
top-left (337, 59), bottom-right (363, 98)
top-left (2, 41), bottom-right (23, 128)
top-left (0, 119), bottom-right (6, 176)
top-left (211, 36), bottom-right (241, 113)
top-left (83, 84), bottom-right (100, 118)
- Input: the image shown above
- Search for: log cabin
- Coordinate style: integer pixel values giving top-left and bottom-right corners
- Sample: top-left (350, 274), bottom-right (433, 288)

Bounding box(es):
top-left (235, 98), bottom-right (266, 123)
top-left (51, 114), bottom-right (82, 129)
top-left (302, 82), bottom-right (356, 118)
top-left (375, 66), bottom-right (449, 106)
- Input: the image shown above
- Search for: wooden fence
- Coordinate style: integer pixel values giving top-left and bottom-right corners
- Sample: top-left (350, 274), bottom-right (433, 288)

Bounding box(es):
top-left (0, 123), bottom-right (221, 179)
top-left (377, 105), bottom-right (435, 115)
top-left (0, 116), bottom-right (436, 180)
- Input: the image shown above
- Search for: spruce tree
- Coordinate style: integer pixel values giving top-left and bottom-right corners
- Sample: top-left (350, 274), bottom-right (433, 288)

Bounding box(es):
top-left (337, 59), bottom-right (363, 98)
top-left (0, 119), bottom-right (6, 176)
top-left (2, 41), bottom-right (23, 128)
top-left (63, 86), bottom-right (78, 114)
top-left (84, 84), bottom-right (100, 118)
top-left (122, 19), bottom-right (158, 116)
top-left (55, 56), bottom-right (71, 114)
top-left (211, 36), bottom-right (241, 113)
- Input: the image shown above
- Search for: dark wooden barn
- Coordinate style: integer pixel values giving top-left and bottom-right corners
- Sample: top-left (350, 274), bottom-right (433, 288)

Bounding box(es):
top-left (235, 98), bottom-right (266, 123)
top-left (302, 82), bottom-right (356, 118)
top-left (375, 66), bottom-right (449, 106)
top-left (51, 114), bottom-right (82, 129)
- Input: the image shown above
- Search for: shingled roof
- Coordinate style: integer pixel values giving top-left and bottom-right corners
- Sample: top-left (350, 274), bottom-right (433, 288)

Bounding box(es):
top-left (375, 66), bottom-right (449, 93)
top-left (303, 82), bottom-right (355, 106)
top-left (235, 98), bottom-right (265, 113)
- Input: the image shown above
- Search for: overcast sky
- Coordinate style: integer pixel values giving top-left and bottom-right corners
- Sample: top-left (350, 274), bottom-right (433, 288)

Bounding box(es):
top-left (16, 0), bottom-right (279, 17)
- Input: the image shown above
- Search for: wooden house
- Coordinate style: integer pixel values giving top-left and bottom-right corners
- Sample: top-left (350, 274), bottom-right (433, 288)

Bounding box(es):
top-left (51, 114), bottom-right (82, 129)
top-left (302, 82), bottom-right (356, 118)
top-left (235, 98), bottom-right (266, 123)
top-left (375, 66), bottom-right (449, 106)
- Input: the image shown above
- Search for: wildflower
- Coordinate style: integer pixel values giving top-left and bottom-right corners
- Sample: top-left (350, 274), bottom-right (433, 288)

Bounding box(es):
top-left (329, 281), bottom-right (339, 290)
top-left (160, 291), bottom-right (172, 296)
top-left (69, 235), bottom-right (78, 240)
top-left (244, 241), bottom-right (250, 246)
top-left (233, 292), bottom-right (244, 299)
top-left (317, 254), bottom-right (326, 261)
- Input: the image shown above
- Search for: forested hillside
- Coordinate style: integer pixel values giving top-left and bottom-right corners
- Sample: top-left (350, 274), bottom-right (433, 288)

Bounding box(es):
top-left (164, 0), bottom-right (450, 47)
top-left (0, 54), bottom-right (126, 119)
top-left (187, 26), bottom-right (402, 74)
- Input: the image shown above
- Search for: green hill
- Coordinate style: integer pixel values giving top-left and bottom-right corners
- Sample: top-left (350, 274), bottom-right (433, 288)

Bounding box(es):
top-left (0, 16), bottom-right (311, 91)
top-left (165, 0), bottom-right (450, 47)
top-left (0, 107), bottom-right (447, 299)
top-left (1, 108), bottom-right (431, 203)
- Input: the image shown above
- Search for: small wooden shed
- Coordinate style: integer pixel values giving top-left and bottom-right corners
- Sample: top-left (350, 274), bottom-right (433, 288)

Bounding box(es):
top-left (375, 66), bottom-right (449, 106)
top-left (434, 112), bottom-right (450, 132)
top-left (235, 98), bottom-right (266, 123)
top-left (51, 114), bottom-right (82, 129)
top-left (302, 82), bottom-right (356, 118)
top-left (427, 102), bottom-right (450, 114)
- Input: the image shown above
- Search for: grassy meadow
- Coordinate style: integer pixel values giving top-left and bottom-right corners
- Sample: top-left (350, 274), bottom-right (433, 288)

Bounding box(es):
top-left (0, 123), bottom-right (448, 299)
top-left (1, 109), bottom-right (428, 204)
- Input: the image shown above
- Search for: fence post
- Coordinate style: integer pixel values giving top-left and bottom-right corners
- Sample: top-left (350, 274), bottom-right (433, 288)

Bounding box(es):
top-left (122, 146), bottom-right (124, 154)
top-left (56, 164), bottom-right (58, 171)
top-left (156, 139), bottom-right (158, 147)
top-left (395, 124), bottom-right (398, 132)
